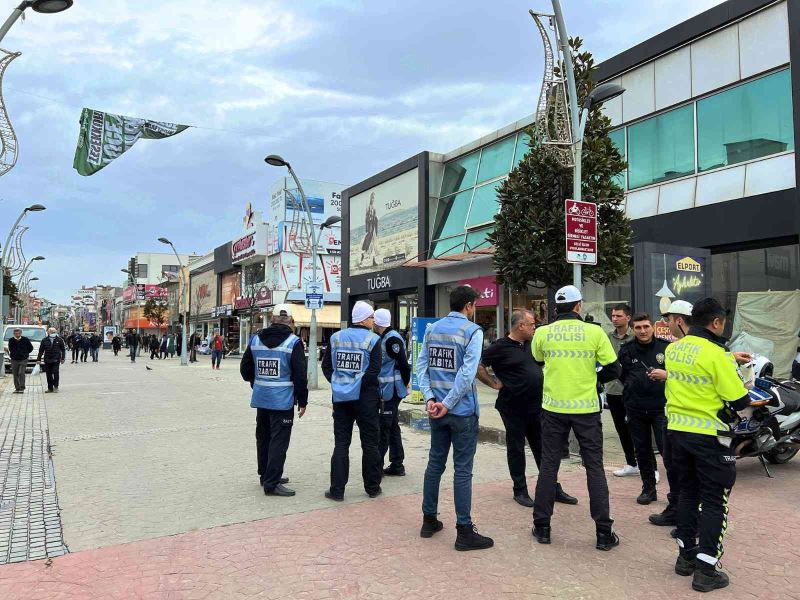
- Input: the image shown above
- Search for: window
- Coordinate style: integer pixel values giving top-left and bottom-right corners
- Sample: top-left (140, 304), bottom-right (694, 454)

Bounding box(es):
top-left (513, 132), bottom-right (532, 165)
top-left (609, 127), bottom-right (627, 189)
top-left (136, 264), bottom-right (148, 279)
top-left (161, 265), bottom-right (180, 274)
top-left (697, 69), bottom-right (793, 172)
top-left (431, 235), bottom-right (465, 258)
top-left (465, 227), bottom-right (493, 251)
top-left (627, 104), bottom-right (694, 189)
top-left (466, 180), bottom-right (504, 229)
top-left (440, 151), bottom-right (479, 196)
top-left (477, 136), bottom-right (515, 184)
top-left (432, 189), bottom-right (473, 240)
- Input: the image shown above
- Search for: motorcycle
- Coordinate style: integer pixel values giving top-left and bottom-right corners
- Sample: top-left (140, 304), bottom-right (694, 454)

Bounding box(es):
top-left (722, 355), bottom-right (800, 477)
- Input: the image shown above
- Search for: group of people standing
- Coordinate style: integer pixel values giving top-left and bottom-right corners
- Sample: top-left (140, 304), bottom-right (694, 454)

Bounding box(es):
top-left (66, 330), bottom-right (102, 363)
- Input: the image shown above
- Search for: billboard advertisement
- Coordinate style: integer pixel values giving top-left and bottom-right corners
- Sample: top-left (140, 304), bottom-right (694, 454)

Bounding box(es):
top-left (349, 167), bottom-right (418, 277)
top-left (271, 222), bottom-right (341, 256)
top-left (268, 252), bottom-right (341, 294)
top-left (269, 178), bottom-right (344, 230)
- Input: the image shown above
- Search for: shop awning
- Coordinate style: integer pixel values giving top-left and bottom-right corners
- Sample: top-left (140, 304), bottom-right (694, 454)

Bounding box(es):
top-left (123, 318), bottom-right (168, 330)
top-left (289, 304), bottom-right (342, 329)
top-left (400, 238), bottom-right (495, 268)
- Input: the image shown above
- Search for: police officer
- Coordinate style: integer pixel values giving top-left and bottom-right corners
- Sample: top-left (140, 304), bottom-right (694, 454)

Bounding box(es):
top-left (322, 300), bottom-right (383, 501)
top-left (664, 298), bottom-right (750, 592)
top-left (240, 304), bottom-right (308, 497)
top-left (531, 285), bottom-right (621, 550)
top-left (373, 308), bottom-right (411, 477)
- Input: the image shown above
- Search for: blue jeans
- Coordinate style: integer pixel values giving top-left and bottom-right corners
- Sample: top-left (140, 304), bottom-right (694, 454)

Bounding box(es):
top-left (211, 350), bottom-right (223, 368)
top-left (90, 348), bottom-right (99, 361)
top-left (422, 413), bottom-right (479, 526)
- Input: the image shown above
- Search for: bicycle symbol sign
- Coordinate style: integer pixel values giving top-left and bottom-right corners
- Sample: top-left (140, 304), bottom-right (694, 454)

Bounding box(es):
top-left (564, 199), bottom-right (598, 265)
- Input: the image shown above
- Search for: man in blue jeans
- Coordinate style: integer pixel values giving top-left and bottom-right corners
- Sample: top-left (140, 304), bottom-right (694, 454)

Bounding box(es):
top-left (417, 285), bottom-right (493, 551)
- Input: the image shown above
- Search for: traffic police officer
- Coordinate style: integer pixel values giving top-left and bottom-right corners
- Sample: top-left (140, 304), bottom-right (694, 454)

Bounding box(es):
top-left (665, 298), bottom-right (749, 593)
top-left (240, 304), bottom-right (308, 497)
top-left (374, 308), bottom-right (411, 476)
top-left (531, 285), bottom-right (622, 550)
top-left (322, 300), bottom-right (383, 501)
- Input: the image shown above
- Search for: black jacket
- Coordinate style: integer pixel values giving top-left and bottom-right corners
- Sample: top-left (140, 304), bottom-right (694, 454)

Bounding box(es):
top-left (618, 336), bottom-right (670, 413)
top-left (37, 336), bottom-right (66, 363)
top-left (240, 324), bottom-right (309, 408)
top-left (8, 336), bottom-right (34, 360)
top-left (322, 325), bottom-right (382, 403)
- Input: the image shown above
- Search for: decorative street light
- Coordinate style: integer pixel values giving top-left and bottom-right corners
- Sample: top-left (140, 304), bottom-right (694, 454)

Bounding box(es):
top-left (158, 237), bottom-right (188, 366)
top-left (0, 1), bottom-right (73, 44)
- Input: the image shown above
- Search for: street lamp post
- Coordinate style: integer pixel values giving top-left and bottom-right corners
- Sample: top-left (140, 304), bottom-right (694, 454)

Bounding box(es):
top-left (158, 237), bottom-right (188, 366)
top-left (121, 268), bottom-right (141, 348)
top-left (550, 0), bottom-right (624, 291)
top-left (0, 0), bottom-right (73, 44)
top-left (14, 255), bottom-right (43, 323)
top-left (265, 155), bottom-right (340, 390)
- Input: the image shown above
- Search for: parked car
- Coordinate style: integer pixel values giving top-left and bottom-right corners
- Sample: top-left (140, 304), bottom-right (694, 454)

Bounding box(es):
top-left (2, 325), bottom-right (48, 373)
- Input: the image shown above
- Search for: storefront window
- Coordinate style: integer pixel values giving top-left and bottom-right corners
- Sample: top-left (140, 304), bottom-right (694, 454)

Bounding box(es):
top-left (432, 189), bottom-right (472, 240)
top-left (466, 180), bottom-right (503, 228)
top-left (440, 151), bottom-right (479, 196)
top-left (697, 68), bottom-right (793, 172)
top-left (627, 104), bottom-right (694, 189)
top-left (477, 136), bottom-right (515, 184)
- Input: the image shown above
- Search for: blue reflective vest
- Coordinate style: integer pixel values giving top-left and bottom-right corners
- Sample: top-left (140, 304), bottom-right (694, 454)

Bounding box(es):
top-left (425, 315), bottom-right (481, 417)
top-left (249, 332), bottom-right (300, 410)
top-left (379, 329), bottom-right (408, 401)
top-left (330, 327), bottom-right (380, 402)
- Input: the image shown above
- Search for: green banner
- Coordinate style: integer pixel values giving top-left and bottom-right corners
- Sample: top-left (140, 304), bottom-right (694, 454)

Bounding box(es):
top-left (72, 108), bottom-right (189, 176)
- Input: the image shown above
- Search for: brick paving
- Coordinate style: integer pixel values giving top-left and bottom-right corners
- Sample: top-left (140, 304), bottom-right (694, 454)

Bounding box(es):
top-left (0, 375), bottom-right (68, 564)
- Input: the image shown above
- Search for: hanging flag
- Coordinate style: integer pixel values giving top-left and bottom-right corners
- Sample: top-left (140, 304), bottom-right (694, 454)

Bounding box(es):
top-left (72, 108), bottom-right (189, 176)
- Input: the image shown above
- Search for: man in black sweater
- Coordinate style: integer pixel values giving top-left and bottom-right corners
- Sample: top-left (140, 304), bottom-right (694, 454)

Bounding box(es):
top-left (8, 328), bottom-right (34, 393)
top-left (617, 313), bottom-right (673, 506)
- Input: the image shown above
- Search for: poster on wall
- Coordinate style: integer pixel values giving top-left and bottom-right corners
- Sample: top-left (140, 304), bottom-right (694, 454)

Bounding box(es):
top-left (649, 253), bottom-right (709, 340)
top-left (349, 168), bottom-right (419, 277)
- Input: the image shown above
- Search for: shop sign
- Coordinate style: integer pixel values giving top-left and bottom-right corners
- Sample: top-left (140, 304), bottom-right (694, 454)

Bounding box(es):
top-left (212, 304), bottom-right (233, 317)
top-left (458, 276), bottom-right (498, 307)
top-left (766, 248), bottom-right (791, 279)
top-left (234, 287), bottom-right (273, 310)
top-left (366, 273), bottom-right (392, 291)
top-left (565, 199), bottom-right (597, 265)
top-left (231, 232), bottom-right (256, 263)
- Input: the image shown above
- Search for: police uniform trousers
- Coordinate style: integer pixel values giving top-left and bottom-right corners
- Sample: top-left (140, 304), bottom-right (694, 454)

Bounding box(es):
top-left (331, 397), bottom-right (382, 496)
top-left (670, 431), bottom-right (736, 562)
top-left (256, 407), bottom-right (294, 490)
top-left (626, 409), bottom-right (680, 495)
top-left (498, 408), bottom-right (544, 495)
top-left (533, 411), bottom-right (613, 532)
top-left (378, 396), bottom-right (405, 468)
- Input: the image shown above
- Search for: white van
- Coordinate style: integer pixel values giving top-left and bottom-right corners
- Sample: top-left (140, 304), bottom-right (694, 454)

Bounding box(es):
top-left (3, 325), bottom-right (48, 373)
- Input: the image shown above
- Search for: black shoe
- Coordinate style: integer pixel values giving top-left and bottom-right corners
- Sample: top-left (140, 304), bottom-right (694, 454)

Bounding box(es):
top-left (596, 530), bottom-right (620, 551)
top-left (455, 523), bottom-right (494, 551)
top-left (692, 560), bottom-right (730, 592)
top-left (555, 483), bottom-right (578, 505)
top-left (675, 547), bottom-right (697, 577)
top-left (264, 483), bottom-right (295, 497)
top-left (367, 487), bottom-right (382, 498)
top-left (532, 525), bottom-right (551, 544)
top-left (383, 464), bottom-right (406, 476)
top-left (45, 389), bottom-right (53, 393)
top-left (514, 492), bottom-right (534, 508)
top-left (324, 490), bottom-right (344, 502)
top-left (420, 514), bottom-right (443, 538)
top-left (636, 486), bottom-right (658, 505)
top-left (280, 477), bottom-right (289, 484)
top-left (649, 507), bottom-right (677, 526)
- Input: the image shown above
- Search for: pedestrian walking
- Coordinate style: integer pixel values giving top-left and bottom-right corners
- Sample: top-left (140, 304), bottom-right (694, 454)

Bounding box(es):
top-left (605, 304), bottom-right (639, 478)
top-left (616, 313), bottom-right (673, 506)
top-left (90, 332), bottom-right (100, 362)
top-left (418, 285), bottom-right (494, 551)
top-left (138, 333), bottom-right (145, 356)
top-left (149, 335), bottom-right (160, 360)
top-left (373, 308), bottom-right (410, 477)
top-left (80, 333), bottom-right (90, 363)
top-left (189, 331), bottom-right (198, 363)
top-left (664, 298), bottom-right (750, 592)
top-left (321, 300), bottom-right (382, 501)
top-left (159, 333), bottom-right (168, 359)
top-left (168, 334), bottom-right (175, 358)
top-left (8, 328), bottom-right (33, 393)
top-left (70, 331), bottom-right (82, 363)
top-left (36, 327), bottom-right (66, 393)
top-left (176, 331), bottom-right (182, 357)
top-left (240, 304), bottom-right (308, 497)
top-left (531, 285), bottom-right (621, 551)
top-left (211, 330), bottom-right (225, 369)
top-left (125, 330), bottom-right (138, 363)
top-left (112, 334), bottom-right (121, 356)
top-left (477, 309), bottom-right (577, 508)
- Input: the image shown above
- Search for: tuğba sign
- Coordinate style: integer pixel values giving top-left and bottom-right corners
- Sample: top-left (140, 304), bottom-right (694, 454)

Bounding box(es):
top-left (565, 199), bottom-right (598, 265)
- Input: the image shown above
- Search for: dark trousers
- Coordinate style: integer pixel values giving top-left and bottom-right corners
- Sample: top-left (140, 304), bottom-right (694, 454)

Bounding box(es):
top-left (11, 359), bottom-right (27, 391)
top-left (499, 408), bottom-right (545, 495)
top-left (379, 397), bottom-right (404, 468)
top-left (330, 398), bottom-right (381, 496)
top-left (113, 347), bottom-right (119, 356)
top-left (71, 347), bottom-right (80, 362)
top-left (150, 348), bottom-right (158, 359)
top-left (662, 426), bottom-right (681, 510)
top-left (256, 407), bottom-right (294, 490)
top-left (43, 362), bottom-right (60, 390)
top-left (626, 409), bottom-right (670, 489)
top-left (607, 394), bottom-right (637, 466)
top-left (129, 345), bottom-right (137, 362)
top-left (671, 431), bottom-right (736, 563)
top-left (80, 348), bottom-right (88, 362)
top-left (533, 410), bottom-right (612, 532)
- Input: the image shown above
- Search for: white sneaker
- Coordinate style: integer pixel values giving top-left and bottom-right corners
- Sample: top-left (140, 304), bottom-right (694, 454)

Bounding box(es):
top-left (613, 464), bottom-right (640, 477)
top-left (655, 471), bottom-right (661, 484)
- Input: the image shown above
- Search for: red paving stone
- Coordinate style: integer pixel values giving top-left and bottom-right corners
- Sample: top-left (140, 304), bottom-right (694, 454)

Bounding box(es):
top-left (0, 458), bottom-right (798, 600)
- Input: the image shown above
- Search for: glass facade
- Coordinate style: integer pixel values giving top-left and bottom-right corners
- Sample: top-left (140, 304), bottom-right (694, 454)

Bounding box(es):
top-left (611, 67), bottom-right (793, 191)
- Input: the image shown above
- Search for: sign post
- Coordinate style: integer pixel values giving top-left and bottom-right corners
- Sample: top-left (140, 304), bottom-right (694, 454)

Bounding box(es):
top-left (565, 199), bottom-right (598, 265)
top-left (304, 281), bottom-right (324, 310)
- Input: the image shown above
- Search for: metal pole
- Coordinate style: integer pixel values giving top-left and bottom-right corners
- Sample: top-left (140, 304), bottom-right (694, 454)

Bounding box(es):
top-left (0, 3), bottom-right (28, 46)
top-left (168, 244), bottom-right (188, 365)
top-left (285, 165), bottom-right (319, 389)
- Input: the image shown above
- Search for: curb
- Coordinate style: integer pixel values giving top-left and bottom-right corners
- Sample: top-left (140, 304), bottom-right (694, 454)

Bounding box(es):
top-left (398, 406), bottom-right (507, 445)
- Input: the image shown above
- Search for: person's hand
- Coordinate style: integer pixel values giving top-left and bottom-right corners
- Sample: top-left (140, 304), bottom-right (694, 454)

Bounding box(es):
top-left (493, 379), bottom-right (504, 391)
top-left (732, 351), bottom-right (753, 365)
top-left (426, 400), bottom-right (437, 416)
top-left (647, 368), bottom-right (667, 382)
top-left (298, 406), bottom-right (306, 418)
top-left (431, 402), bottom-right (449, 419)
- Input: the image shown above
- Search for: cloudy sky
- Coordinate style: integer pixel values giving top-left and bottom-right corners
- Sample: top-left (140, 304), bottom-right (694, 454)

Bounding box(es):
top-left (0, 0), bottom-right (725, 303)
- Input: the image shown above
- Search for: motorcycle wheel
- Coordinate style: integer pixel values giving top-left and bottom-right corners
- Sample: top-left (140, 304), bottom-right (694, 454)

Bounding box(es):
top-left (765, 446), bottom-right (799, 464)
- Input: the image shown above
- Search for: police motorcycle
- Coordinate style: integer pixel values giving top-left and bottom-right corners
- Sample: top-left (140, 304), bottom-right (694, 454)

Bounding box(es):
top-left (718, 355), bottom-right (800, 477)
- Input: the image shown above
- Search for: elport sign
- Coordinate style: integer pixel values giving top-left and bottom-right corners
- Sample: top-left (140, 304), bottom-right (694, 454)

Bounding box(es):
top-left (565, 199), bottom-right (597, 265)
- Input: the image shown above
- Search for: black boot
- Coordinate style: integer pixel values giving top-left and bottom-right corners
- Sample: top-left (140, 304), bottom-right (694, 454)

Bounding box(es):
top-left (383, 464), bottom-right (406, 476)
top-left (420, 514), bottom-right (443, 538)
top-left (595, 530), bottom-right (620, 551)
top-left (636, 485), bottom-right (657, 505)
top-left (554, 483), bottom-right (578, 505)
top-left (532, 525), bottom-right (551, 544)
top-left (675, 547), bottom-right (697, 577)
top-left (513, 492), bottom-right (534, 508)
top-left (649, 505), bottom-right (677, 526)
top-left (692, 558), bottom-right (729, 592)
top-left (454, 523), bottom-right (494, 551)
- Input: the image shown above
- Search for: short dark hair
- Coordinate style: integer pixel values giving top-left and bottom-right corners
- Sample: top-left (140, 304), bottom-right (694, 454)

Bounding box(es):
top-left (611, 303), bottom-right (632, 316)
top-left (555, 300), bottom-right (579, 314)
top-left (450, 285), bottom-right (480, 312)
top-left (691, 297), bottom-right (727, 327)
top-left (631, 312), bottom-right (651, 324)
